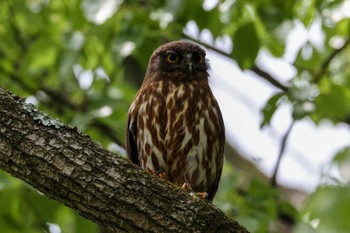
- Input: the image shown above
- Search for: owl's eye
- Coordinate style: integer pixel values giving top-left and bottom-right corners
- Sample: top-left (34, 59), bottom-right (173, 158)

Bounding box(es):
top-left (193, 54), bottom-right (204, 63)
top-left (165, 54), bottom-right (179, 63)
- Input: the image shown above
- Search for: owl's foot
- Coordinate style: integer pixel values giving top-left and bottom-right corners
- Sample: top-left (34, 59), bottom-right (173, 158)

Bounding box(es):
top-left (145, 167), bottom-right (155, 174)
top-left (196, 192), bottom-right (209, 200)
top-left (156, 171), bottom-right (168, 180)
top-left (181, 182), bottom-right (192, 190)
top-left (181, 182), bottom-right (209, 200)
top-left (145, 168), bottom-right (168, 180)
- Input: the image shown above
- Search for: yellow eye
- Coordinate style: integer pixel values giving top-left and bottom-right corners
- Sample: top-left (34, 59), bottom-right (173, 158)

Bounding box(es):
top-left (165, 54), bottom-right (179, 63)
top-left (193, 54), bottom-right (204, 63)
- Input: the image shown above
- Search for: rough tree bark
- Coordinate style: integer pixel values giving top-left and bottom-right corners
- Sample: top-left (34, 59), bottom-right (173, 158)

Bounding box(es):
top-left (0, 86), bottom-right (249, 233)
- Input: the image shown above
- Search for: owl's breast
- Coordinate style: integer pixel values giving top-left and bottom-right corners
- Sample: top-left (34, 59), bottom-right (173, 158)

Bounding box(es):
top-left (133, 79), bottom-right (224, 197)
top-left (163, 81), bottom-right (224, 190)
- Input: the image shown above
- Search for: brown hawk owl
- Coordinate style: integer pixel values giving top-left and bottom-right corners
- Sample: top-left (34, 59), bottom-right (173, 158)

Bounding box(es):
top-left (126, 40), bottom-right (225, 201)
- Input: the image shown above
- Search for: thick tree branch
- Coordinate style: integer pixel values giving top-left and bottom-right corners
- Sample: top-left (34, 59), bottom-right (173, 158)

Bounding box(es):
top-left (0, 86), bottom-right (249, 233)
top-left (0, 64), bottom-right (125, 146)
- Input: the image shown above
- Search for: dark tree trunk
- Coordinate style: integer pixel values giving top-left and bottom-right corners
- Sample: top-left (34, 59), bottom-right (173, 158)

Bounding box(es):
top-left (0, 86), bottom-right (249, 233)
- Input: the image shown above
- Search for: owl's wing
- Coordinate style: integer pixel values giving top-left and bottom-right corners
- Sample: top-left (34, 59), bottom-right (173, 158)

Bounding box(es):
top-left (126, 113), bottom-right (140, 165)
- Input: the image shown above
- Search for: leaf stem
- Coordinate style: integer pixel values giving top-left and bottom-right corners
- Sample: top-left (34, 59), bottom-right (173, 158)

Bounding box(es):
top-left (271, 120), bottom-right (295, 187)
top-left (313, 37), bottom-right (350, 83)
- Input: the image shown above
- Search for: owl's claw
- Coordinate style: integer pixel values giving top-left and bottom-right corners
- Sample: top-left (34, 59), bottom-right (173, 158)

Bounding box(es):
top-left (181, 182), bottom-right (208, 200)
top-left (181, 182), bottom-right (192, 190)
top-left (156, 171), bottom-right (168, 180)
top-left (190, 191), bottom-right (209, 200)
top-left (145, 167), bottom-right (155, 174)
top-left (196, 192), bottom-right (209, 199)
top-left (145, 168), bottom-right (168, 180)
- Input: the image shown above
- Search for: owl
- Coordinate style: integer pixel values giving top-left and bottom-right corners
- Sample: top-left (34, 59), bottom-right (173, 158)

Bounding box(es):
top-left (126, 40), bottom-right (225, 201)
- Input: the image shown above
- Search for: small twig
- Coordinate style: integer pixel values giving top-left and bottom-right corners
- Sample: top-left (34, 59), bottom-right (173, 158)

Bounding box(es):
top-left (271, 121), bottom-right (295, 187)
top-left (183, 33), bottom-right (233, 58)
top-left (313, 37), bottom-right (350, 83)
top-left (183, 33), bottom-right (290, 92)
top-left (250, 66), bottom-right (289, 92)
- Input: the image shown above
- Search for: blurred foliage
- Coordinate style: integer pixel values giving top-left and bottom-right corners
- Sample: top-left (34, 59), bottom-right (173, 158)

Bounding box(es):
top-left (0, 172), bottom-right (98, 233)
top-left (1, 0), bottom-right (350, 232)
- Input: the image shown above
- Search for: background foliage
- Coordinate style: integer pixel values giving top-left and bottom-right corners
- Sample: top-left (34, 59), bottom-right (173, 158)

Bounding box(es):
top-left (0, 0), bottom-right (349, 232)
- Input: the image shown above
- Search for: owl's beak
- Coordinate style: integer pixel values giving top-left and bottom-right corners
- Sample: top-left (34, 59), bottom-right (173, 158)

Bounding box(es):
top-left (184, 54), bottom-right (193, 75)
top-left (187, 62), bottom-right (193, 74)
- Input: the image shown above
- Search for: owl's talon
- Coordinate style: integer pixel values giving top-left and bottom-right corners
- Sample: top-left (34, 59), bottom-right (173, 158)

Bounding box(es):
top-left (189, 191), bottom-right (209, 200)
top-left (156, 171), bottom-right (168, 180)
top-left (181, 182), bottom-right (192, 190)
top-left (146, 168), bottom-right (168, 180)
top-left (145, 167), bottom-right (155, 174)
top-left (197, 192), bottom-right (209, 200)
top-left (181, 183), bottom-right (208, 200)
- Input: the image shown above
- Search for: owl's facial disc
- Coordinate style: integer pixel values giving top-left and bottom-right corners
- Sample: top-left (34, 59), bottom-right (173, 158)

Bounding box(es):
top-left (161, 50), bottom-right (207, 76)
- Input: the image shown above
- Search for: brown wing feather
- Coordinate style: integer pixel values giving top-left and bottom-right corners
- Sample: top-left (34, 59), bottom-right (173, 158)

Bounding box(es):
top-left (126, 113), bottom-right (140, 165)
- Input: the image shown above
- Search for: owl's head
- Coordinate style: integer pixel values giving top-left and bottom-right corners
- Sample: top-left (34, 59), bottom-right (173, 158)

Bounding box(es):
top-left (145, 41), bottom-right (210, 81)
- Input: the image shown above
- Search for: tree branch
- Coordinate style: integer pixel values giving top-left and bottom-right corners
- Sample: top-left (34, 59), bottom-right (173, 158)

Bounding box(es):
top-left (0, 64), bottom-right (125, 147)
top-left (250, 66), bottom-right (289, 92)
top-left (313, 37), bottom-right (350, 83)
top-left (271, 121), bottom-right (295, 187)
top-left (183, 34), bottom-right (289, 92)
top-left (0, 86), bottom-right (249, 233)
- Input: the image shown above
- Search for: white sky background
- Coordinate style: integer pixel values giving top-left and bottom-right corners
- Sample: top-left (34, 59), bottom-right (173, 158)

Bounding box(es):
top-left (75, 0), bottom-right (350, 192)
top-left (209, 49), bottom-right (350, 191)
top-left (186, 0), bottom-right (350, 191)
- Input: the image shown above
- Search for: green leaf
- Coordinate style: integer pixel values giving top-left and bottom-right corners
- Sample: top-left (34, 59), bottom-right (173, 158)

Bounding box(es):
top-left (54, 205), bottom-right (98, 233)
top-left (331, 146), bottom-right (350, 183)
top-left (294, 222), bottom-right (319, 233)
top-left (194, 7), bottom-right (222, 37)
top-left (25, 38), bottom-right (58, 71)
top-left (332, 146), bottom-right (350, 165)
top-left (253, 14), bottom-right (285, 57)
top-left (293, 0), bottom-right (316, 26)
top-left (313, 83), bottom-right (350, 123)
top-left (294, 43), bottom-right (324, 71)
top-left (304, 186), bottom-right (350, 233)
top-left (260, 92), bottom-right (285, 128)
top-left (232, 22), bottom-right (260, 69)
